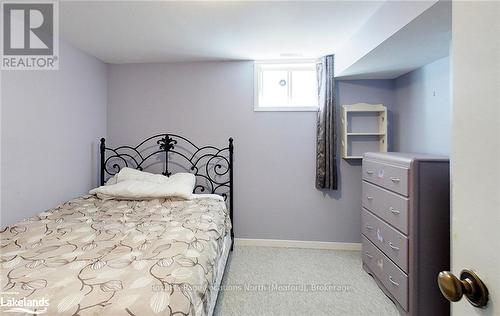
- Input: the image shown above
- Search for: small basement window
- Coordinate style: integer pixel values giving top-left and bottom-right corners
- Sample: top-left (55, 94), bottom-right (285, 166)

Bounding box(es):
top-left (254, 60), bottom-right (318, 111)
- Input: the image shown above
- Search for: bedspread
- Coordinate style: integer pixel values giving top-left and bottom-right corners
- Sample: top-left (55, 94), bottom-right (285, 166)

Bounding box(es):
top-left (0, 195), bottom-right (231, 315)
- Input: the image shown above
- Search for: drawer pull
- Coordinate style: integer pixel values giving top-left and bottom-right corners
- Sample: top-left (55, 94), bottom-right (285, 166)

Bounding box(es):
top-left (366, 196), bottom-right (374, 201)
top-left (366, 170), bottom-right (374, 175)
top-left (365, 225), bottom-right (374, 230)
top-left (389, 276), bottom-right (400, 287)
top-left (389, 207), bottom-right (400, 215)
top-left (389, 242), bottom-right (400, 251)
top-left (364, 252), bottom-right (373, 259)
top-left (390, 177), bottom-right (400, 183)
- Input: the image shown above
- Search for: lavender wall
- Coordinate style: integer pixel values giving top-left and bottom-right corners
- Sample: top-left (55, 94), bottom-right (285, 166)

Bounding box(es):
top-left (0, 51), bottom-right (448, 241)
top-left (0, 40), bottom-right (107, 226)
top-left (107, 61), bottom-right (394, 242)
top-left (392, 57), bottom-right (451, 155)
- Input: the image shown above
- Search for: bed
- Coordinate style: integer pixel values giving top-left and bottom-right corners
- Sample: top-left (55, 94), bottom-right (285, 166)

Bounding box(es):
top-left (0, 134), bottom-right (234, 315)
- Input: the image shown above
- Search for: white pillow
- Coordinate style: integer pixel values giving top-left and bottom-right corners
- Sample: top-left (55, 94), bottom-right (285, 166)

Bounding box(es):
top-left (90, 172), bottom-right (196, 200)
top-left (104, 174), bottom-right (118, 186)
top-left (116, 167), bottom-right (169, 184)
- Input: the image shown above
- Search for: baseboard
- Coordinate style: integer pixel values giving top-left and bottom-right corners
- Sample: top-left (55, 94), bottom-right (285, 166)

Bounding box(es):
top-left (234, 238), bottom-right (361, 251)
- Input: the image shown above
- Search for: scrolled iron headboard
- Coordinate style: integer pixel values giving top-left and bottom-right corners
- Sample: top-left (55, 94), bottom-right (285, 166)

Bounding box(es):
top-left (99, 134), bottom-right (234, 247)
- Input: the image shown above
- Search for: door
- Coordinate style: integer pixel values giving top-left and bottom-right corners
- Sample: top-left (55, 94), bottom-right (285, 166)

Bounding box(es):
top-left (448, 1), bottom-right (500, 315)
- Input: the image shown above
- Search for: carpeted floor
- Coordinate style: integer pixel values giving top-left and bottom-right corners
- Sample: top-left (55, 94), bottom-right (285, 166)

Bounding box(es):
top-left (214, 246), bottom-right (399, 316)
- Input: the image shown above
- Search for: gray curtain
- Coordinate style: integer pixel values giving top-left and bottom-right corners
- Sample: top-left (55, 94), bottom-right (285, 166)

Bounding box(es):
top-left (315, 55), bottom-right (337, 190)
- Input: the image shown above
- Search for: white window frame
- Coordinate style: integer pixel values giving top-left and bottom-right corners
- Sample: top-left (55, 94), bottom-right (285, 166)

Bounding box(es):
top-left (254, 59), bottom-right (319, 112)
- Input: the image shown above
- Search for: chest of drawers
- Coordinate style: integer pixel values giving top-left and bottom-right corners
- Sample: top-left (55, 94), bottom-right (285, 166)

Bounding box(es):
top-left (361, 152), bottom-right (450, 316)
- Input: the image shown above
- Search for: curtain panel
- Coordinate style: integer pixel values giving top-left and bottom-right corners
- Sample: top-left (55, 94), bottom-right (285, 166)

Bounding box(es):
top-left (315, 55), bottom-right (337, 190)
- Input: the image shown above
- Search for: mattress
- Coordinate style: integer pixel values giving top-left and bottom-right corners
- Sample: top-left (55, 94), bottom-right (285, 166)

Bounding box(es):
top-left (0, 194), bottom-right (232, 315)
top-left (208, 233), bottom-right (231, 316)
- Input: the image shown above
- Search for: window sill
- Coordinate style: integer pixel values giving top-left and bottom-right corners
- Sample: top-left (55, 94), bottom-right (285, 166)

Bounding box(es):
top-left (254, 106), bottom-right (319, 112)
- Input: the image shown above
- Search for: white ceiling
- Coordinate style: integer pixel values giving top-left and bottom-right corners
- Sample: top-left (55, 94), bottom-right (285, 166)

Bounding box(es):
top-left (59, 1), bottom-right (384, 64)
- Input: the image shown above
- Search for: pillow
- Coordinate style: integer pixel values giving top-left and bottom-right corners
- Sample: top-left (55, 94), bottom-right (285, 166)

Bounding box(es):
top-left (104, 174), bottom-right (118, 186)
top-left (166, 172), bottom-right (196, 197)
top-left (90, 172), bottom-right (196, 200)
top-left (116, 167), bottom-right (169, 184)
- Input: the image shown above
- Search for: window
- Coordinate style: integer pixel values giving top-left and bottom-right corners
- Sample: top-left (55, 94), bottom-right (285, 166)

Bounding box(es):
top-left (254, 60), bottom-right (319, 111)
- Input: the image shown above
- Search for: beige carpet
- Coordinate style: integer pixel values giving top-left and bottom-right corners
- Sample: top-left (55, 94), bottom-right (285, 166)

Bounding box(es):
top-left (214, 246), bottom-right (399, 316)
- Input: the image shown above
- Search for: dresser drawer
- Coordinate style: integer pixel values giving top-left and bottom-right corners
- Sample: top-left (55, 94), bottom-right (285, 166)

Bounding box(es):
top-left (362, 208), bottom-right (409, 272)
top-left (362, 181), bottom-right (409, 234)
top-left (363, 159), bottom-right (409, 196)
top-left (362, 235), bottom-right (408, 311)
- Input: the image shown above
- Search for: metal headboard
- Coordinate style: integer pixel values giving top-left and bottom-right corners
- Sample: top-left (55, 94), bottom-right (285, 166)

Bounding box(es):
top-left (99, 134), bottom-right (234, 247)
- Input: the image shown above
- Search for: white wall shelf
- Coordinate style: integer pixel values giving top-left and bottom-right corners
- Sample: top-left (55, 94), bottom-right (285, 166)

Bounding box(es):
top-left (346, 132), bottom-right (386, 136)
top-left (341, 103), bottom-right (388, 159)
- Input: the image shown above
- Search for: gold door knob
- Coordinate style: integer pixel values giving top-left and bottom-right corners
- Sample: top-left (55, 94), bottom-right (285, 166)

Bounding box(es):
top-left (437, 269), bottom-right (489, 307)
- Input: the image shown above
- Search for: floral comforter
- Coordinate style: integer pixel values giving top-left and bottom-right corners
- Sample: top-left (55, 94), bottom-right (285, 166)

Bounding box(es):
top-left (0, 195), bottom-right (231, 315)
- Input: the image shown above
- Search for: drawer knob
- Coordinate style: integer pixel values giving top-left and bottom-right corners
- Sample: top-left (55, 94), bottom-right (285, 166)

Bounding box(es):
top-left (438, 269), bottom-right (489, 307)
top-left (366, 170), bottom-right (374, 175)
top-left (388, 242), bottom-right (400, 251)
top-left (365, 225), bottom-right (374, 230)
top-left (389, 276), bottom-right (400, 287)
top-left (364, 252), bottom-right (373, 259)
top-left (389, 207), bottom-right (400, 215)
top-left (390, 177), bottom-right (400, 183)
top-left (366, 196), bottom-right (374, 201)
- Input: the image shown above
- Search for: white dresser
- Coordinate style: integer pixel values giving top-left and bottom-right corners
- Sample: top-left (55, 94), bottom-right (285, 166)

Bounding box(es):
top-left (361, 152), bottom-right (450, 315)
